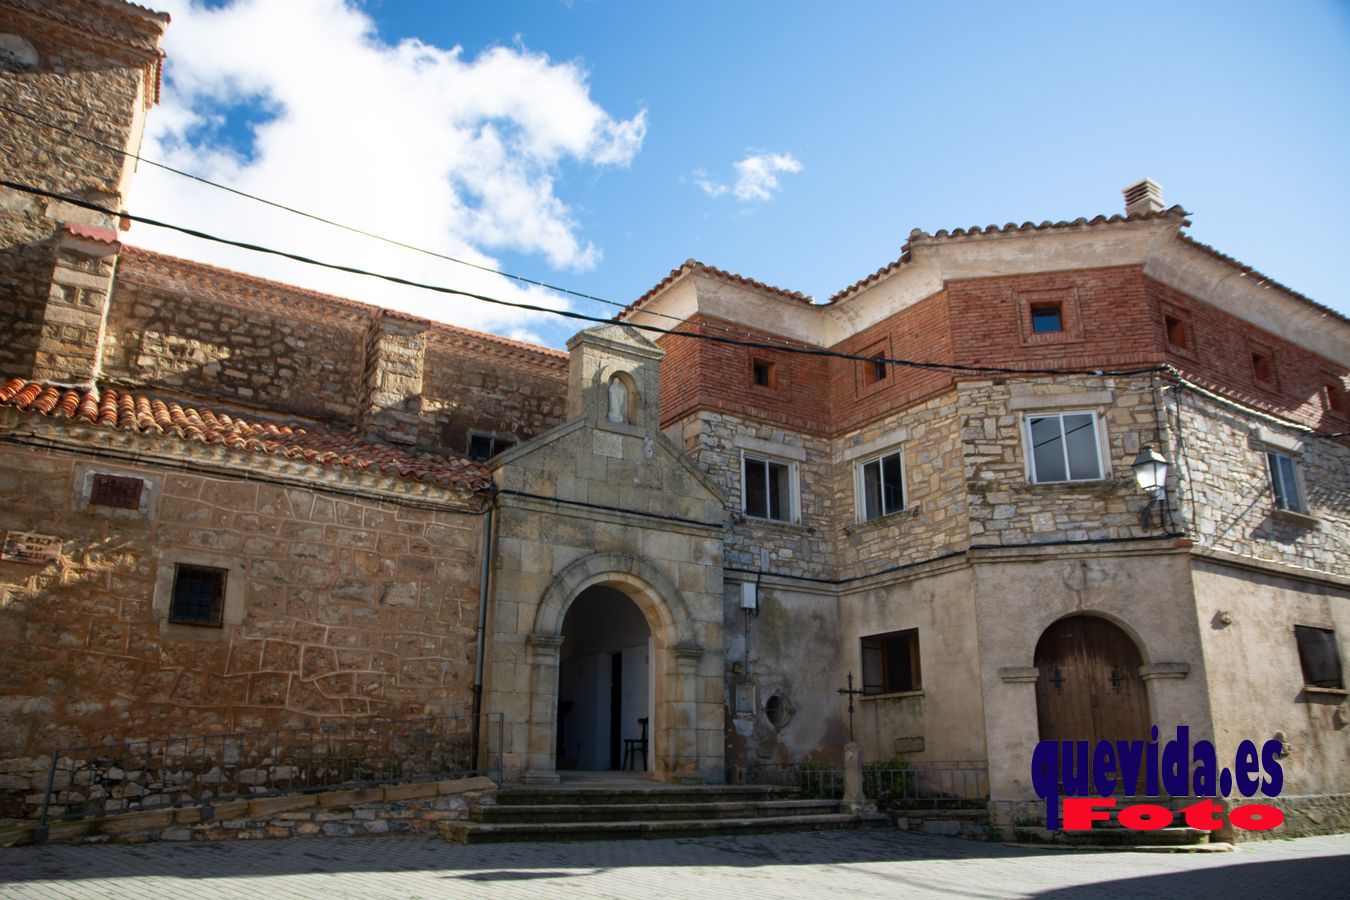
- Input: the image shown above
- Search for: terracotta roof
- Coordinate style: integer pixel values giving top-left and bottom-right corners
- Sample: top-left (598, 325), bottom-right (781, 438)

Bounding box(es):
top-left (0, 378), bottom-right (491, 491)
top-left (62, 222), bottom-right (120, 245)
top-left (625, 259), bottom-right (813, 317)
top-left (827, 206), bottom-right (1192, 304)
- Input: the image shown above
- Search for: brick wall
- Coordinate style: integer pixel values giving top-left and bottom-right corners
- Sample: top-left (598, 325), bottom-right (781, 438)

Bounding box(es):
top-left (657, 315), bottom-right (832, 435)
top-left (1149, 277), bottom-right (1350, 430)
top-left (0, 444), bottom-right (484, 760)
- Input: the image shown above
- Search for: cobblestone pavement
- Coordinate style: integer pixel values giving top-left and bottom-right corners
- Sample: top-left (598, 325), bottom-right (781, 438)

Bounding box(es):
top-left (1, 830), bottom-right (1348, 899)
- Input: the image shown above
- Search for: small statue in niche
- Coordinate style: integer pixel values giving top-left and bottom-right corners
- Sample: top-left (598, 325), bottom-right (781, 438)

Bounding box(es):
top-left (607, 375), bottom-right (629, 424)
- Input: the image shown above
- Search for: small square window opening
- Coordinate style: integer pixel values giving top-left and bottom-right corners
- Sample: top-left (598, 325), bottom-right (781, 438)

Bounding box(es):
top-left (861, 629), bottom-right (921, 694)
top-left (1324, 380), bottom-right (1349, 417)
top-left (468, 434), bottom-right (515, 461)
top-left (861, 355), bottom-right (888, 387)
top-left (1294, 625), bottom-right (1344, 689)
top-left (90, 474), bottom-right (144, 509)
top-left (1251, 351), bottom-right (1275, 384)
top-left (169, 564), bottom-right (227, 627)
top-left (1031, 303), bottom-right (1063, 334)
top-left (1164, 314), bottom-right (1191, 350)
top-left (752, 358), bottom-right (777, 389)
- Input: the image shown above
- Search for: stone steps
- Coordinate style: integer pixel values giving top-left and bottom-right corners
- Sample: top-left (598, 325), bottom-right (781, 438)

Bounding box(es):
top-left (440, 812), bottom-right (884, 844)
top-left (474, 798), bottom-right (842, 824)
top-left (440, 782), bottom-right (887, 844)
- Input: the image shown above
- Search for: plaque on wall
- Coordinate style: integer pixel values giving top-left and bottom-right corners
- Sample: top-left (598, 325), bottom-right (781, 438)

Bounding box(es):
top-left (2, 532), bottom-right (61, 564)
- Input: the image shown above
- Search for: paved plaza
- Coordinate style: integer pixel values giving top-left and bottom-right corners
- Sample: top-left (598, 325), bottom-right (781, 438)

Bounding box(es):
top-left (1, 830), bottom-right (1348, 899)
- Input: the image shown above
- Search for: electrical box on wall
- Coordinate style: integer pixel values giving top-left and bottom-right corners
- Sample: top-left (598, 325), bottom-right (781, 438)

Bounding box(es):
top-left (739, 581), bottom-right (758, 611)
top-left (734, 682), bottom-right (756, 717)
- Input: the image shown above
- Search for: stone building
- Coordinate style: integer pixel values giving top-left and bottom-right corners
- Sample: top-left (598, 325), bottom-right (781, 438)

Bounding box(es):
top-left (1, 0), bottom-right (1347, 835)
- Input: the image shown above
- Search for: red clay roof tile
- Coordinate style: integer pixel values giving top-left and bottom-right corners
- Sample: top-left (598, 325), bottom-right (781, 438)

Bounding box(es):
top-left (0, 378), bottom-right (492, 491)
top-left (625, 259), bottom-right (813, 317)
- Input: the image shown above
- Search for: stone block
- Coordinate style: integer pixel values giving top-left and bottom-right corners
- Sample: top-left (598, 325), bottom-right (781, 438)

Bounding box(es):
top-left (317, 787), bottom-right (383, 808)
top-left (247, 795), bottom-right (316, 818)
top-left (382, 781), bottom-right (439, 802)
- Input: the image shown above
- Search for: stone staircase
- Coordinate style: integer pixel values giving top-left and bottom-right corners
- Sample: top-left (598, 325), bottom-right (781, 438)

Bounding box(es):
top-left (438, 780), bottom-right (888, 844)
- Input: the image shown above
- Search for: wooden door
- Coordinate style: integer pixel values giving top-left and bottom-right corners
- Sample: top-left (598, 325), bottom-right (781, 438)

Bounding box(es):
top-left (1034, 616), bottom-right (1150, 744)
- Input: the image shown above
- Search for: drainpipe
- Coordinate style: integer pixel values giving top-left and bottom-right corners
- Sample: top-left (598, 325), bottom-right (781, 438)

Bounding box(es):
top-left (469, 499), bottom-right (495, 772)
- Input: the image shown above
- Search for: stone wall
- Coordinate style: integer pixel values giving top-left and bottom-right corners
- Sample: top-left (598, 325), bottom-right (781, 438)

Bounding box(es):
top-left (103, 250), bottom-right (372, 423)
top-left (0, 442), bottom-right (485, 760)
top-left (0, 776), bottom-right (496, 846)
top-left (0, 0), bottom-right (166, 380)
top-left (959, 374), bottom-right (1166, 546)
top-left (831, 389), bottom-right (967, 579)
top-left (1173, 385), bottom-right (1349, 574)
top-left (422, 330), bottom-right (568, 457)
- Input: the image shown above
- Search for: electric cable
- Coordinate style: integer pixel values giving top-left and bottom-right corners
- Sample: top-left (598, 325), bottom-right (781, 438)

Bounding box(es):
top-left (0, 178), bottom-right (1175, 380)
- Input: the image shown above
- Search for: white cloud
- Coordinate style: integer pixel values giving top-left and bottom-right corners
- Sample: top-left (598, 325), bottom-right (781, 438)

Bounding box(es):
top-left (692, 152), bottom-right (802, 203)
top-left (732, 152), bottom-right (803, 201)
top-left (125, 0), bottom-right (647, 342)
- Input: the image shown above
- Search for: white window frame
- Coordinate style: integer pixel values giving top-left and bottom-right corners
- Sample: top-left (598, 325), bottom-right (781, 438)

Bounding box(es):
top-left (740, 452), bottom-right (799, 523)
top-left (1266, 450), bottom-right (1306, 513)
top-left (854, 447), bottom-right (907, 522)
top-left (1023, 409), bottom-right (1108, 484)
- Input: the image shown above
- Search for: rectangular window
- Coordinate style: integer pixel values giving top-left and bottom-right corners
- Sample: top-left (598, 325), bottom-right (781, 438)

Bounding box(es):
top-left (858, 450), bottom-right (905, 521)
top-left (1266, 451), bottom-right (1305, 512)
top-left (1164, 314), bottom-right (1191, 351)
top-left (89, 474), bottom-right (144, 509)
top-left (1030, 303), bottom-right (1064, 334)
top-left (169, 564), bottom-right (227, 627)
top-left (468, 434), bottom-right (515, 460)
top-left (752, 358), bottom-right (777, 389)
top-left (861, 629), bottom-right (921, 694)
top-left (1325, 380), bottom-right (1349, 417)
top-left (1251, 349), bottom-right (1276, 385)
top-left (743, 455), bottom-right (794, 522)
top-left (861, 355), bottom-right (888, 386)
top-left (1294, 625), bottom-right (1344, 689)
top-left (1026, 412), bottom-right (1103, 483)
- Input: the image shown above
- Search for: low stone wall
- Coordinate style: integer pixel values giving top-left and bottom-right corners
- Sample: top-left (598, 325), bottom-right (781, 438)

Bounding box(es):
top-left (1239, 793), bottom-right (1350, 841)
top-left (0, 776), bottom-right (496, 847)
top-left (891, 808), bottom-right (990, 839)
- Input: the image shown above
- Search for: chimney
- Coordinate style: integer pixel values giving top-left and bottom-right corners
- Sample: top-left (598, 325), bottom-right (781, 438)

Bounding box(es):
top-left (1122, 178), bottom-right (1164, 216)
top-left (360, 310), bottom-right (428, 446)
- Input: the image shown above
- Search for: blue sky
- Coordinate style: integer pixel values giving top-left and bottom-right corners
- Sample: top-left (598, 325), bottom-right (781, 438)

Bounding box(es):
top-left (129, 1), bottom-right (1350, 348)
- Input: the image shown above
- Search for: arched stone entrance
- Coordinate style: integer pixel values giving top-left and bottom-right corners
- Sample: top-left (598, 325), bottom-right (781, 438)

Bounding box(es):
top-left (557, 586), bottom-right (652, 771)
top-left (1034, 614), bottom-right (1151, 745)
top-left (518, 552), bottom-right (709, 784)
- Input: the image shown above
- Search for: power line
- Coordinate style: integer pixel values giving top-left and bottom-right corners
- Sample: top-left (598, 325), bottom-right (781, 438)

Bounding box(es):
top-left (1, 178), bottom-right (1173, 380)
top-left (0, 100), bottom-right (817, 354)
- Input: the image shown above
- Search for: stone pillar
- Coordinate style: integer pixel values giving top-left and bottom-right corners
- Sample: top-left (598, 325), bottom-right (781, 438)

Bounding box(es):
top-left (843, 741), bottom-right (872, 813)
top-left (671, 644), bottom-right (705, 783)
top-left (521, 633), bottom-right (564, 784)
top-left (29, 224), bottom-right (120, 387)
top-left (361, 310), bottom-right (428, 445)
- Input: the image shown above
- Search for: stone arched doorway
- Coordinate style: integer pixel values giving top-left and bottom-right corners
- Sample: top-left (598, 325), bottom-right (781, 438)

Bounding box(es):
top-left (519, 552), bottom-right (707, 784)
top-left (556, 586), bottom-right (652, 771)
top-left (1034, 615), bottom-right (1151, 745)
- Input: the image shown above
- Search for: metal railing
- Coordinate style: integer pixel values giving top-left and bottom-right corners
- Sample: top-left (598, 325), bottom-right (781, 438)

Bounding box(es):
top-left (33, 713), bottom-right (502, 832)
top-left (748, 760), bottom-right (988, 809)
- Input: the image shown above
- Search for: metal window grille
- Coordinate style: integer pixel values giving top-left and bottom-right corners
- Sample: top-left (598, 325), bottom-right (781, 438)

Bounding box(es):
top-left (169, 565), bottom-right (226, 626)
top-left (89, 474), bottom-right (143, 509)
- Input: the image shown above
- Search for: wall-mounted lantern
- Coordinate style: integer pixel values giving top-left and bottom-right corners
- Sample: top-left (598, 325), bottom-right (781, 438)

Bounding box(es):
top-left (1131, 445), bottom-right (1169, 529)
